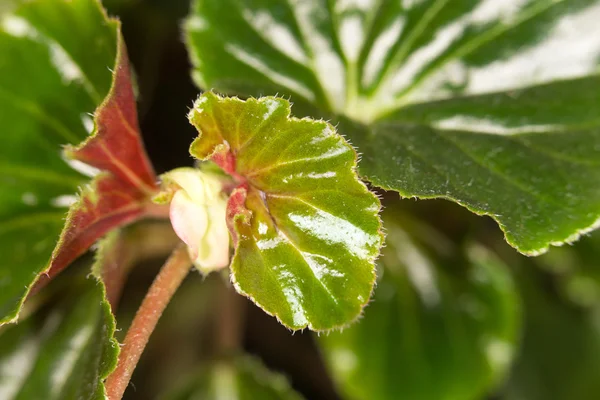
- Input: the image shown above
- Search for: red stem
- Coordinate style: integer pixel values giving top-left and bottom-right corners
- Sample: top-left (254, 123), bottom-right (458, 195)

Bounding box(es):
top-left (105, 245), bottom-right (191, 400)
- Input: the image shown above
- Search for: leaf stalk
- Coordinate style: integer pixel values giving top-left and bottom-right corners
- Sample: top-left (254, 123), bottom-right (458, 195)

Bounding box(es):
top-left (105, 244), bottom-right (191, 400)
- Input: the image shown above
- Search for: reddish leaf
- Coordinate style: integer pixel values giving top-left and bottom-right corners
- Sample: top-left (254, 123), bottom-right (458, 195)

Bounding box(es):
top-left (37, 35), bottom-right (159, 287)
top-left (64, 39), bottom-right (156, 191)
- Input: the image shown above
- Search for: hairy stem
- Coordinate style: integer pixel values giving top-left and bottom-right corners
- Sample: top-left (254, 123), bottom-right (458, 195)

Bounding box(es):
top-left (105, 244), bottom-right (191, 400)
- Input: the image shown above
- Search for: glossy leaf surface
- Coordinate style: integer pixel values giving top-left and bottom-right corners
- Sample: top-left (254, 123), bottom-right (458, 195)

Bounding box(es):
top-left (161, 356), bottom-right (303, 400)
top-left (0, 274), bottom-right (118, 399)
top-left (0, 0), bottom-right (156, 323)
top-left (320, 218), bottom-right (520, 400)
top-left (186, 0), bottom-right (600, 254)
top-left (188, 92), bottom-right (383, 330)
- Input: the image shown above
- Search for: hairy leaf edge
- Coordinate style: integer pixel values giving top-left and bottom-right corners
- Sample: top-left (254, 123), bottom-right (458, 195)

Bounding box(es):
top-left (187, 92), bottom-right (385, 332)
top-left (362, 169), bottom-right (600, 257)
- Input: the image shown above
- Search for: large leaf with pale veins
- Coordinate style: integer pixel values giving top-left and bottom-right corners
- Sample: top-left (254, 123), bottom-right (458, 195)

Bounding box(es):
top-left (188, 92), bottom-right (383, 331)
top-left (320, 216), bottom-right (520, 400)
top-left (185, 0), bottom-right (600, 255)
top-left (0, 273), bottom-right (118, 399)
top-left (0, 0), bottom-right (157, 323)
top-left (160, 356), bottom-right (303, 400)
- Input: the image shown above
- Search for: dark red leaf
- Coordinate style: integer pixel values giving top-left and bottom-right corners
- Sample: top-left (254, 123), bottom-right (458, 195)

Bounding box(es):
top-left (36, 35), bottom-right (159, 288)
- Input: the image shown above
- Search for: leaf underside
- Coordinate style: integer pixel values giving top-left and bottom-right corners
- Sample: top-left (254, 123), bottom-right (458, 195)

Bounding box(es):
top-left (185, 0), bottom-right (600, 255)
top-left (189, 92), bottom-right (383, 331)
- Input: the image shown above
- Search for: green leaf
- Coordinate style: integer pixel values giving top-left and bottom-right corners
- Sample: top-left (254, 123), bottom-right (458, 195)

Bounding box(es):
top-left (0, 273), bottom-right (118, 399)
top-left (0, 0), bottom-right (157, 324)
top-left (319, 218), bottom-right (520, 400)
top-left (188, 92), bottom-right (383, 331)
top-left (160, 356), bottom-right (303, 400)
top-left (185, 0), bottom-right (600, 255)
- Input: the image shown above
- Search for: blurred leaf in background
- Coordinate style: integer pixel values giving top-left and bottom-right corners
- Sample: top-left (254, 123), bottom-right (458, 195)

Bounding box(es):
top-left (320, 212), bottom-right (520, 400)
top-left (500, 230), bottom-right (600, 400)
top-left (160, 356), bottom-right (303, 400)
top-left (0, 269), bottom-right (118, 399)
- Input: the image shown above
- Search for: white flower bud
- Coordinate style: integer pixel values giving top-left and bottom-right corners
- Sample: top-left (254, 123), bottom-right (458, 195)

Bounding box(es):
top-left (157, 168), bottom-right (230, 273)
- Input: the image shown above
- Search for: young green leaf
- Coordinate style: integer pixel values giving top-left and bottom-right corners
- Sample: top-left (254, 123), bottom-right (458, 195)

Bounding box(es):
top-left (320, 219), bottom-right (520, 400)
top-left (0, 274), bottom-right (118, 400)
top-left (188, 92), bottom-right (383, 331)
top-left (0, 0), bottom-right (157, 323)
top-left (185, 0), bottom-right (600, 255)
